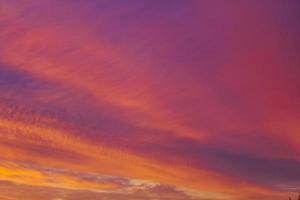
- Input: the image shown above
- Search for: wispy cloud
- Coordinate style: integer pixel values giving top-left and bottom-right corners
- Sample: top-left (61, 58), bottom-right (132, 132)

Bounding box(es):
top-left (0, 0), bottom-right (299, 199)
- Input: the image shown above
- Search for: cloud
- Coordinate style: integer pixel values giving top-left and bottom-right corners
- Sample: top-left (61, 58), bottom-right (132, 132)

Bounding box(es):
top-left (0, 0), bottom-right (299, 200)
top-left (0, 161), bottom-right (221, 200)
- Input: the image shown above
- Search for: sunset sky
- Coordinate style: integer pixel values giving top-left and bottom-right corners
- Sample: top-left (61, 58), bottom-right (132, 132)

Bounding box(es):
top-left (0, 0), bottom-right (300, 200)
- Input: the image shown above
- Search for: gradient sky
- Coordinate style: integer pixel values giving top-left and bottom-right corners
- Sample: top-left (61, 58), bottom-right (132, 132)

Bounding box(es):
top-left (0, 0), bottom-right (300, 200)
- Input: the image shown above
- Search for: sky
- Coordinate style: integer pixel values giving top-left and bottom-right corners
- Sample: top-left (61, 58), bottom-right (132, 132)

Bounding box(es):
top-left (0, 0), bottom-right (300, 200)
